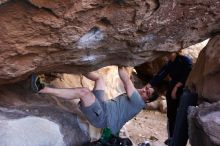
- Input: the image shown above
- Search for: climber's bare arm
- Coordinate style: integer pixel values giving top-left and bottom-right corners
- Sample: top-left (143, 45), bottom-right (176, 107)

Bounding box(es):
top-left (118, 66), bottom-right (136, 97)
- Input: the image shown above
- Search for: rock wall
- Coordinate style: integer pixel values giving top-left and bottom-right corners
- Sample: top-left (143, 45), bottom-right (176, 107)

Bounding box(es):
top-left (0, 105), bottom-right (90, 146)
top-left (186, 35), bottom-right (220, 103)
top-left (185, 35), bottom-right (220, 146)
top-left (0, 0), bottom-right (219, 84)
top-left (188, 102), bottom-right (220, 146)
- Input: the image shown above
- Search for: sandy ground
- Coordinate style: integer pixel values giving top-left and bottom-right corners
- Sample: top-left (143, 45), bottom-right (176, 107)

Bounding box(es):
top-left (124, 110), bottom-right (168, 146)
top-left (124, 110), bottom-right (191, 146)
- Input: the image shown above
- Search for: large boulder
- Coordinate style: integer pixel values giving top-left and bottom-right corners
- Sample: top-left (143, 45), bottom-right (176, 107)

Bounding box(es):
top-left (186, 35), bottom-right (220, 103)
top-left (0, 0), bottom-right (219, 84)
top-left (188, 102), bottom-right (220, 146)
top-left (0, 105), bottom-right (90, 146)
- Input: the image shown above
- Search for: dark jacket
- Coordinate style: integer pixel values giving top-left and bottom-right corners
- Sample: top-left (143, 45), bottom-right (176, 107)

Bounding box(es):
top-left (149, 55), bottom-right (192, 87)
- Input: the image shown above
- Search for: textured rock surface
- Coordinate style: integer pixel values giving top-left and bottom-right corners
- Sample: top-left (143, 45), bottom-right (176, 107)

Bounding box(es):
top-left (186, 35), bottom-right (220, 103)
top-left (188, 102), bottom-right (220, 146)
top-left (0, 0), bottom-right (219, 84)
top-left (181, 39), bottom-right (209, 63)
top-left (0, 105), bottom-right (90, 146)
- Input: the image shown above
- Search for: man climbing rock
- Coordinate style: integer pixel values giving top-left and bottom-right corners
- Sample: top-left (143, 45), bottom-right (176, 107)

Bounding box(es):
top-left (31, 66), bottom-right (158, 142)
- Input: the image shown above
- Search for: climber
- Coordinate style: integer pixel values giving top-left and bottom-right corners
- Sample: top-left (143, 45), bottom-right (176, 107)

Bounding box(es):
top-left (31, 66), bottom-right (159, 136)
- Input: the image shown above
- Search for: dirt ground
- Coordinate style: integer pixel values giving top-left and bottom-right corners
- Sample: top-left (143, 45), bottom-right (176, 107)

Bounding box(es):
top-left (124, 110), bottom-right (167, 146)
top-left (124, 110), bottom-right (191, 146)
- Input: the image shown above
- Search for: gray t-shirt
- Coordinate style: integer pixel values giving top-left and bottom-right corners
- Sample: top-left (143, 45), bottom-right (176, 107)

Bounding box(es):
top-left (106, 91), bottom-right (145, 134)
